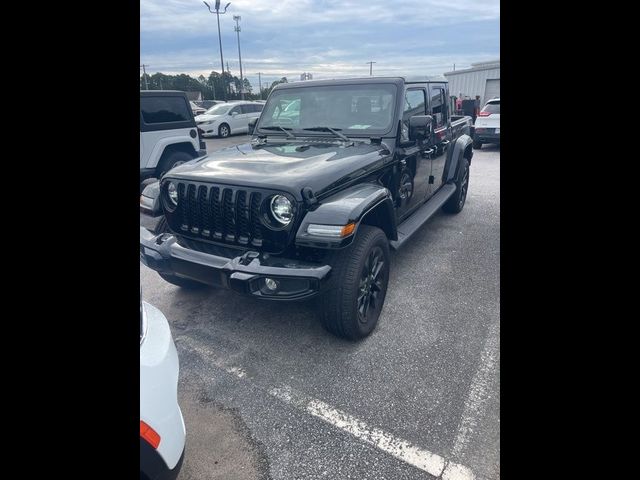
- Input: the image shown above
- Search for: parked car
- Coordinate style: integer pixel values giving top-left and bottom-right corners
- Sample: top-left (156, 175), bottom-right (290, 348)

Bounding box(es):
top-left (194, 100), bottom-right (224, 110)
top-left (190, 101), bottom-right (206, 116)
top-left (140, 292), bottom-right (186, 480)
top-left (140, 91), bottom-right (207, 188)
top-left (194, 101), bottom-right (264, 138)
top-left (473, 97), bottom-right (500, 149)
top-left (140, 76), bottom-right (473, 340)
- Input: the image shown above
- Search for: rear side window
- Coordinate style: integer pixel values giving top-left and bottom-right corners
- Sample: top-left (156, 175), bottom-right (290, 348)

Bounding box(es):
top-left (482, 101), bottom-right (500, 114)
top-left (140, 96), bottom-right (191, 124)
top-left (430, 86), bottom-right (446, 128)
top-left (254, 104), bottom-right (264, 112)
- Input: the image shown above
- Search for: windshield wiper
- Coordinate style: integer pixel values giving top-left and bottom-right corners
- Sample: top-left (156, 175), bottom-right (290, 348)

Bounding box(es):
top-left (260, 125), bottom-right (296, 139)
top-left (302, 126), bottom-right (350, 142)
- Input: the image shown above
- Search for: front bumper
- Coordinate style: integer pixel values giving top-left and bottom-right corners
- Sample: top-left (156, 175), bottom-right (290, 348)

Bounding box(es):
top-left (196, 122), bottom-right (218, 136)
top-left (140, 302), bottom-right (186, 474)
top-left (140, 227), bottom-right (332, 300)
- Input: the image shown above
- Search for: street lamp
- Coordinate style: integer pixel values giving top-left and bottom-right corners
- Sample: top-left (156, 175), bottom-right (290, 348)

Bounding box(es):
top-left (366, 61), bottom-right (376, 76)
top-left (203, 1), bottom-right (231, 101)
top-left (233, 15), bottom-right (244, 100)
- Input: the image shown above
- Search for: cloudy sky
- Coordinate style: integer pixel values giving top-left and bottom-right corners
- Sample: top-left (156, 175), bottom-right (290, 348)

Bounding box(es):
top-left (141, 0), bottom-right (499, 89)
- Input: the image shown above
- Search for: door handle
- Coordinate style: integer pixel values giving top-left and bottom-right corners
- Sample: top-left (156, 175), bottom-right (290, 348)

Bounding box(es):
top-left (422, 148), bottom-right (434, 156)
top-left (441, 140), bottom-right (450, 145)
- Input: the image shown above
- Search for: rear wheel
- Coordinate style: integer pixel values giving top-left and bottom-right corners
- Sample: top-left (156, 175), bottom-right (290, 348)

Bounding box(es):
top-left (321, 226), bottom-right (390, 340)
top-left (443, 158), bottom-right (470, 214)
top-left (218, 123), bottom-right (231, 138)
top-left (157, 150), bottom-right (193, 178)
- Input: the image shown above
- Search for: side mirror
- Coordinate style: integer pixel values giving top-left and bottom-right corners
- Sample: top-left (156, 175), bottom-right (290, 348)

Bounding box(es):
top-left (230, 111), bottom-right (238, 116)
top-left (408, 115), bottom-right (433, 142)
top-left (248, 117), bottom-right (258, 135)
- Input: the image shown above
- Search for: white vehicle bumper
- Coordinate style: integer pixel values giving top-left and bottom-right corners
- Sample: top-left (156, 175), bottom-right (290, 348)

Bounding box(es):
top-left (140, 302), bottom-right (186, 474)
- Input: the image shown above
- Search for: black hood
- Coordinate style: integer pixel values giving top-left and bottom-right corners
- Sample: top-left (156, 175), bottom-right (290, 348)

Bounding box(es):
top-left (166, 140), bottom-right (392, 200)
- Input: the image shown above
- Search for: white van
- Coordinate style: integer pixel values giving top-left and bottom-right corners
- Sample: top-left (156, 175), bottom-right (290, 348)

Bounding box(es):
top-left (195, 101), bottom-right (264, 138)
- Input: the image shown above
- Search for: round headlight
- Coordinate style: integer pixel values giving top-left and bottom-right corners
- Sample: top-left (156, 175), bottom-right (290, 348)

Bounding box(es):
top-left (270, 195), bottom-right (293, 225)
top-left (167, 182), bottom-right (178, 206)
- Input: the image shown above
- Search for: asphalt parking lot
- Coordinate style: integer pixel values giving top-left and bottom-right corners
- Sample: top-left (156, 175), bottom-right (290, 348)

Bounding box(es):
top-left (141, 134), bottom-right (500, 480)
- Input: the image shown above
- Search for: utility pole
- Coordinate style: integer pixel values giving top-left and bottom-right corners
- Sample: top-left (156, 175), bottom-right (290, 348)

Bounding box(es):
top-left (233, 15), bottom-right (244, 100)
top-left (366, 61), bottom-right (376, 76)
top-left (203, 1), bottom-right (231, 101)
top-left (140, 64), bottom-right (149, 89)
top-left (258, 72), bottom-right (262, 99)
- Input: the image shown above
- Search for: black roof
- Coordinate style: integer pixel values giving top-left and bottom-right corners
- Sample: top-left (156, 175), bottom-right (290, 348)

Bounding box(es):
top-left (272, 76), bottom-right (447, 92)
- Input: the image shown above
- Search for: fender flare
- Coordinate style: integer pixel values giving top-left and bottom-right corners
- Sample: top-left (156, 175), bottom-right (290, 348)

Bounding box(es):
top-left (444, 134), bottom-right (473, 183)
top-left (144, 136), bottom-right (198, 169)
top-left (295, 183), bottom-right (396, 249)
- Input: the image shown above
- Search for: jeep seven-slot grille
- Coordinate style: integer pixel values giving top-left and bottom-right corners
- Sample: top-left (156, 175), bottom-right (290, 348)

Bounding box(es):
top-left (173, 182), bottom-right (264, 248)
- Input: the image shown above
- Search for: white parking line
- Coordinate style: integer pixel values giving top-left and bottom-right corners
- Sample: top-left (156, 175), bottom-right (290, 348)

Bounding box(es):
top-left (451, 318), bottom-right (500, 459)
top-left (270, 385), bottom-right (475, 479)
top-left (179, 336), bottom-right (477, 479)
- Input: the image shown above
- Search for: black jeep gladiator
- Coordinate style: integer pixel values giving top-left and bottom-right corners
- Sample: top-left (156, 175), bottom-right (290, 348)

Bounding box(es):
top-left (140, 77), bottom-right (474, 340)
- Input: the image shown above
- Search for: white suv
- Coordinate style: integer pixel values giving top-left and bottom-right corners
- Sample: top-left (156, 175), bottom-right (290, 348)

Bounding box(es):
top-left (473, 97), bottom-right (500, 149)
top-left (140, 91), bottom-right (207, 188)
top-left (195, 101), bottom-right (264, 138)
top-left (140, 295), bottom-right (186, 480)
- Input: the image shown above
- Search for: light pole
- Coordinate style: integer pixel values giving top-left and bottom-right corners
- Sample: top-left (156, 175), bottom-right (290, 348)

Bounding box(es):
top-left (258, 72), bottom-right (262, 99)
top-left (203, 1), bottom-right (231, 101)
top-left (140, 64), bottom-right (149, 90)
top-left (233, 15), bottom-right (244, 100)
top-left (366, 61), bottom-right (376, 76)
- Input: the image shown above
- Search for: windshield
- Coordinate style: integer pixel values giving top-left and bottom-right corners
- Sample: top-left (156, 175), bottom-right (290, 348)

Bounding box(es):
top-left (481, 101), bottom-right (500, 114)
top-left (205, 104), bottom-right (231, 115)
top-left (258, 83), bottom-right (397, 135)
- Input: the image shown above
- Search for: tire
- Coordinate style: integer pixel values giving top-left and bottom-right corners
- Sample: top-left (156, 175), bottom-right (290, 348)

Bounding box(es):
top-left (218, 123), bottom-right (231, 138)
top-left (443, 157), bottom-right (470, 214)
top-left (321, 225), bottom-right (390, 340)
top-left (472, 139), bottom-right (482, 149)
top-left (157, 150), bottom-right (193, 179)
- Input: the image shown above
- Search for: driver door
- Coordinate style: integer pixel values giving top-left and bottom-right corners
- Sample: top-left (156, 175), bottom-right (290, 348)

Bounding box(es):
top-left (396, 87), bottom-right (432, 221)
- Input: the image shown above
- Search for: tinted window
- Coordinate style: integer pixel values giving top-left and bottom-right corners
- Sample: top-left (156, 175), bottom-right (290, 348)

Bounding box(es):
top-left (259, 84), bottom-right (397, 134)
top-left (430, 86), bottom-right (445, 127)
top-left (401, 89), bottom-right (426, 141)
top-left (482, 101), bottom-right (500, 114)
top-left (229, 105), bottom-right (242, 115)
top-left (141, 96), bottom-right (191, 124)
top-left (239, 104), bottom-right (252, 114)
top-left (254, 104), bottom-right (263, 112)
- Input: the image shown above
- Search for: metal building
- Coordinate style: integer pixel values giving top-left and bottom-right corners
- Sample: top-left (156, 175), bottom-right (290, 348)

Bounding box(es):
top-left (444, 60), bottom-right (500, 106)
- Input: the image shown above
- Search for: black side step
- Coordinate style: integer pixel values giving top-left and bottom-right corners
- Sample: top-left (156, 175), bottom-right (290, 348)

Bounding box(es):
top-left (389, 183), bottom-right (456, 250)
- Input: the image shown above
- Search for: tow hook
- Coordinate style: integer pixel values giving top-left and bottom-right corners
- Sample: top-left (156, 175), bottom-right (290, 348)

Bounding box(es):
top-left (239, 251), bottom-right (260, 266)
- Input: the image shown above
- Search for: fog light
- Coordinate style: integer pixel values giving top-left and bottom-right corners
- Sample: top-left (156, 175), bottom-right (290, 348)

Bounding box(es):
top-left (264, 278), bottom-right (279, 291)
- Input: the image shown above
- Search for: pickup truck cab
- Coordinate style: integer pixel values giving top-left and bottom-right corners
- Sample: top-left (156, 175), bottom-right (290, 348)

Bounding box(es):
top-left (140, 91), bottom-right (207, 187)
top-left (140, 77), bottom-right (474, 340)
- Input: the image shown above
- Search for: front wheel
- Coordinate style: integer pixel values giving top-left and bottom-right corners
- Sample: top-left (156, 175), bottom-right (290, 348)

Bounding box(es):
top-left (218, 123), bottom-right (230, 138)
top-left (321, 225), bottom-right (390, 340)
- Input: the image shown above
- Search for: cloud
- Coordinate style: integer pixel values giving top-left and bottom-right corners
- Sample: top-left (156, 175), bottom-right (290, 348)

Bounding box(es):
top-left (140, 0), bottom-right (499, 83)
